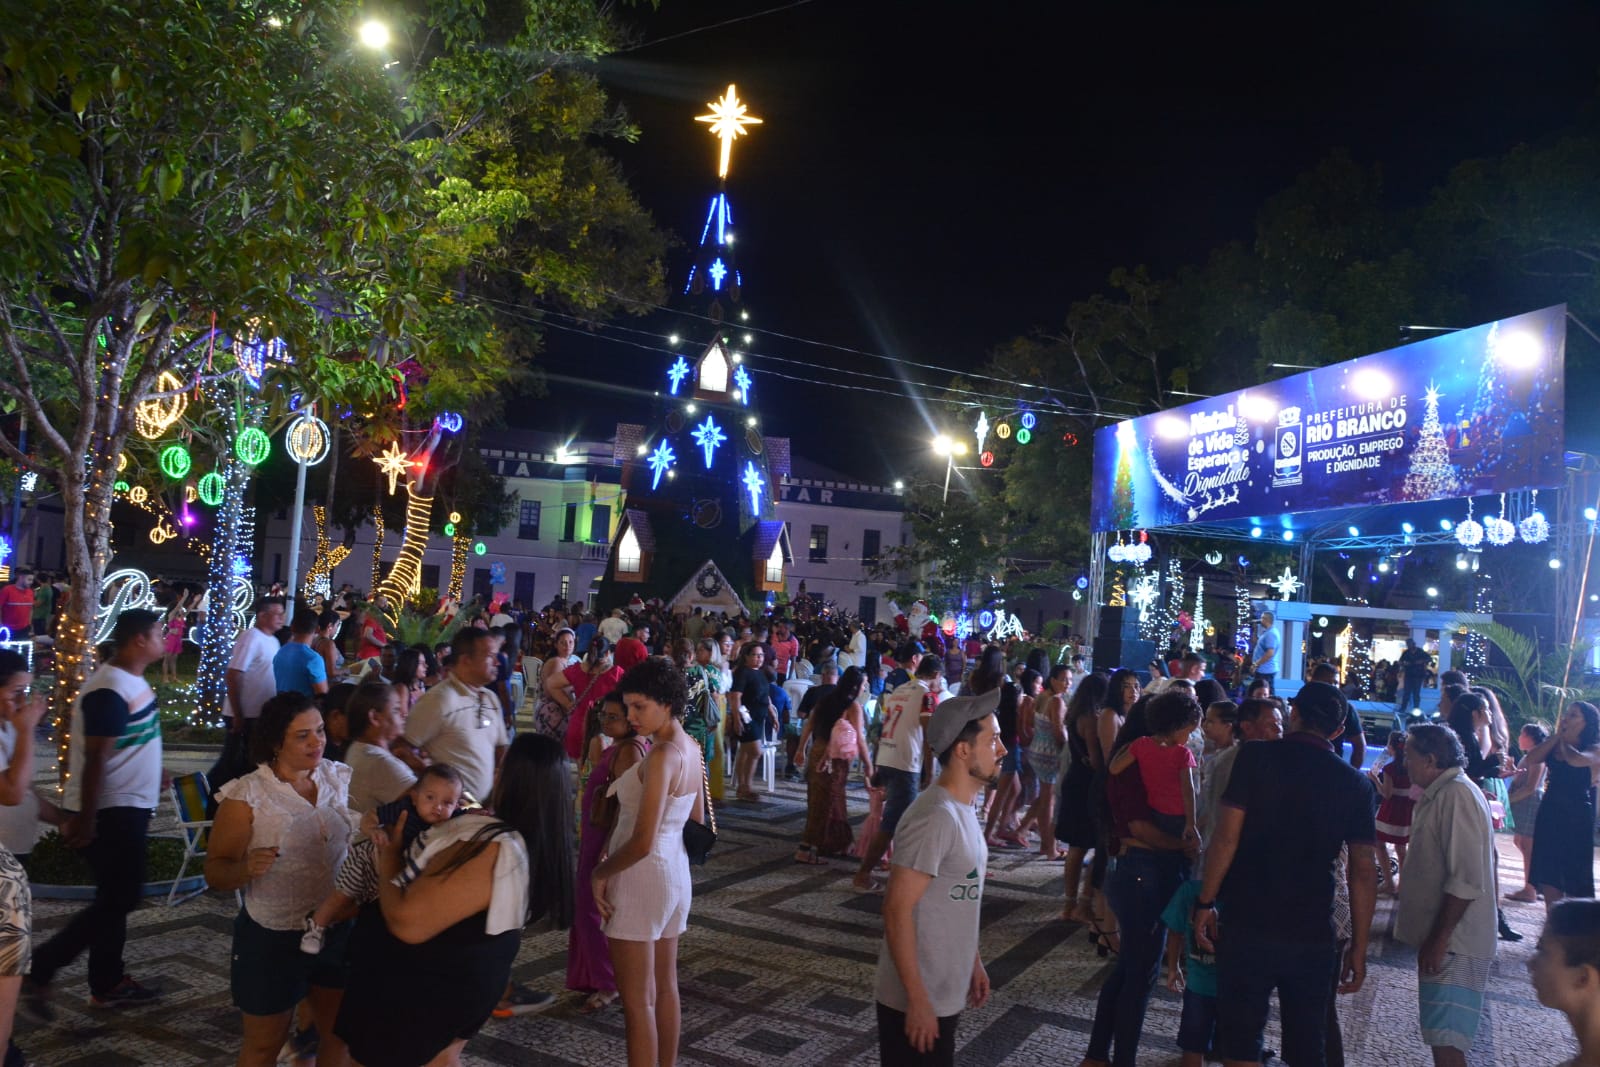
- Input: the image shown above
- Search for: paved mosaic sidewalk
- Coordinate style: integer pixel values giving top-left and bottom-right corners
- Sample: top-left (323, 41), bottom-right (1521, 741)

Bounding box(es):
top-left (16, 760), bottom-right (1578, 1067)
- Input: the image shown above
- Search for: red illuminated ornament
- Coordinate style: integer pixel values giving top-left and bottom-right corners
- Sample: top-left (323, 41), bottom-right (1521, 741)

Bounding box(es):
top-left (1062, 432), bottom-right (1079, 446)
top-left (980, 450), bottom-right (994, 467)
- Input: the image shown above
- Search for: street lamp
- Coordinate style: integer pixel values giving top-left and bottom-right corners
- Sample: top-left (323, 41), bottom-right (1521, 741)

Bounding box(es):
top-left (933, 435), bottom-right (968, 502)
top-left (358, 18), bottom-right (391, 49)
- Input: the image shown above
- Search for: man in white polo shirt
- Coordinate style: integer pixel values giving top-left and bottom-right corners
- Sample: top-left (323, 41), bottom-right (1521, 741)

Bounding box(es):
top-left (226, 598), bottom-right (287, 738)
top-left (854, 655), bottom-right (943, 892)
top-left (403, 628), bottom-right (508, 803)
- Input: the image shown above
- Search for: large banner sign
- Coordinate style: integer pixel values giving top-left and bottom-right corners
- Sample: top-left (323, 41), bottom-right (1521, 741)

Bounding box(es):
top-left (1090, 306), bottom-right (1566, 532)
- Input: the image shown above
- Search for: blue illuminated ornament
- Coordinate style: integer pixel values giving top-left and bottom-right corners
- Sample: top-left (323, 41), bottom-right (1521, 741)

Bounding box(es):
top-left (668, 357), bottom-right (691, 395)
top-left (709, 259), bottom-right (728, 290)
top-left (733, 366), bottom-right (752, 404)
top-left (435, 411), bottom-right (463, 434)
top-left (955, 612), bottom-right (972, 641)
top-left (742, 461), bottom-right (765, 515)
top-left (978, 610), bottom-right (995, 630)
top-left (647, 440), bottom-right (676, 490)
top-left (1020, 411), bottom-right (1037, 431)
top-left (691, 416), bottom-right (727, 468)
top-left (0, 537), bottom-right (11, 568)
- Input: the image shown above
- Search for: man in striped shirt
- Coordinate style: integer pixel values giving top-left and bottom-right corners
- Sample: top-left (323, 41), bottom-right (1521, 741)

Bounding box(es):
top-left (29, 609), bottom-right (166, 1010)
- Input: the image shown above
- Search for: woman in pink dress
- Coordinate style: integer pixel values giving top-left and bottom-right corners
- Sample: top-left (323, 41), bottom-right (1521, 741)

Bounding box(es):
top-left (568, 692), bottom-right (648, 1012)
top-left (160, 590), bottom-right (189, 682)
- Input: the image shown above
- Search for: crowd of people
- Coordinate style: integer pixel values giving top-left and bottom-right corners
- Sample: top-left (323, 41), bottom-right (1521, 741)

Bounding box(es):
top-left (0, 583), bottom-right (1590, 1066)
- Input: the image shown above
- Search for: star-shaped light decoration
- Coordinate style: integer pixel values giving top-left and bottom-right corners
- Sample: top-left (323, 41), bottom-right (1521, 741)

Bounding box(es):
top-left (1128, 572), bottom-right (1160, 619)
top-left (974, 411), bottom-right (989, 456)
top-left (17, 472), bottom-right (35, 493)
top-left (667, 356), bottom-right (691, 395)
top-left (374, 441), bottom-right (411, 495)
top-left (733, 366), bottom-right (752, 405)
top-left (692, 416), bottom-right (727, 468)
top-left (742, 460), bottom-right (765, 515)
top-left (1269, 566), bottom-right (1304, 601)
top-left (708, 258), bottom-right (728, 290)
top-left (695, 84), bottom-right (763, 179)
top-left (646, 440), bottom-right (676, 490)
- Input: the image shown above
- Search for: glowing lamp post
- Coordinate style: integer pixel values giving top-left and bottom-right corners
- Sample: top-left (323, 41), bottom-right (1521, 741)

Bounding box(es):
top-left (284, 412), bottom-right (331, 598)
top-left (932, 434), bottom-right (968, 503)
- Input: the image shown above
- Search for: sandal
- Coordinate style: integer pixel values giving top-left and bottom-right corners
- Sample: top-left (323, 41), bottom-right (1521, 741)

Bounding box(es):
top-left (1087, 918), bottom-right (1120, 957)
top-left (793, 846), bottom-right (825, 865)
top-left (1061, 896), bottom-right (1079, 922)
top-left (579, 991), bottom-right (617, 1014)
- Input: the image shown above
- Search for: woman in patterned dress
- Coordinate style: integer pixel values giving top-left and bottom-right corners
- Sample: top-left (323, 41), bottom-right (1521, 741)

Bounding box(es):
top-left (0, 651), bottom-right (46, 1067)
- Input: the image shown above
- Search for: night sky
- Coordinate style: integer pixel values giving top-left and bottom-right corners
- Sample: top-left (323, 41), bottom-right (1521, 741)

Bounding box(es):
top-left (518, 0), bottom-right (1600, 482)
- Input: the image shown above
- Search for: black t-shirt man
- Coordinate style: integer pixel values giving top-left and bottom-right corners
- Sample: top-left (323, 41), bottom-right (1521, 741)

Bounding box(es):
top-left (1399, 645), bottom-right (1431, 680)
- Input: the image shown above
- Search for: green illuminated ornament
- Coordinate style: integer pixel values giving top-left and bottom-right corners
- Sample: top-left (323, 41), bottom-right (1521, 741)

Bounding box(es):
top-left (235, 427), bottom-right (270, 466)
top-left (198, 472), bottom-right (225, 506)
top-left (159, 444), bottom-right (192, 479)
top-left (473, 542), bottom-right (486, 556)
top-left (1016, 428), bottom-right (1032, 445)
top-left (113, 480), bottom-right (130, 493)
top-left (443, 522), bottom-right (455, 537)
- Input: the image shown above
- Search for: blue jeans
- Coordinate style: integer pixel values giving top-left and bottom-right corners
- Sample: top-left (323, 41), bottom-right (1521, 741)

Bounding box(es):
top-left (1397, 676), bottom-right (1424, 713)
top-left (1085, 848), bottom-right (1191, 1066)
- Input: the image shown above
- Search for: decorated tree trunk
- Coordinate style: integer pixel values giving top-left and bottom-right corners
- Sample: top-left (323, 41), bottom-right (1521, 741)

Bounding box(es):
top-left (195, 454), bottom-right (252, 723)
top-left (52, 464), bottom-right (116, 787)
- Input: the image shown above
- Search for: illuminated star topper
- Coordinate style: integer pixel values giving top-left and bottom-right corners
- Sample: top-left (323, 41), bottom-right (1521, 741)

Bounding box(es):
top-left (375, 441), bottom-right (411, 495)
top-left (1269, 566), bottom-right (1304, 601)
top-left (692, 416), bottom-right (727, 468)
top-left (647, 440), bottom-right (676, 490)
top-left (667, 356), bottom-right (691, 395)
top-left (742, 460), bottom-right (765, 515)
top-left (708, 258), bottom-right (728, 290)
top-left (696, 84), bottom-right (762, 179)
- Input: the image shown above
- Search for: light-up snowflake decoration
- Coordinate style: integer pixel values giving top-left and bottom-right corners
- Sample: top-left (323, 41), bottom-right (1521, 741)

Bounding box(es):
top-left (668, 356), bottom-right (691, 395)
top-left (647, 440), bottom-right (676, 490)
top-left (692, 416), bottom-right (727, 468)
top-left (742, 461), bottom-right (765, 514)
top-left (1269, 566), bottom-right (1304, 601)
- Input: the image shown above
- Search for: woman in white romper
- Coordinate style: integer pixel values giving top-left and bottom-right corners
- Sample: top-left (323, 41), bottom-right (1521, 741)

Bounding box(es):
top-left (593, 658), bottom-right (704, 1067)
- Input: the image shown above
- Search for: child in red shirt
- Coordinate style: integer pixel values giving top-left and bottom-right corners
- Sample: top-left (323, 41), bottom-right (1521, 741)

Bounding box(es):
top-left (1110, 691), bottom-right (1202, 845)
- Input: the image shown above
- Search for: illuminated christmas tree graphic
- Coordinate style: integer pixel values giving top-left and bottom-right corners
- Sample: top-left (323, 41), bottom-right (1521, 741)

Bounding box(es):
top-left (1402, 384), bottom-right (1458, 500)
top-left (1111, 423), bottom-right (1139, 529)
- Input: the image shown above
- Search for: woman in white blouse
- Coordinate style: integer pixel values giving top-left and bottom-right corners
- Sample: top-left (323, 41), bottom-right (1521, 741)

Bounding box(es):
top-left (207, 691), bottom-right (357, 1067)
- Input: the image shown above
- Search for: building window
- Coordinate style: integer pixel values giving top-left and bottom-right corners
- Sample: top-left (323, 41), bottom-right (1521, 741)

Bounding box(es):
top-left (808, 524), bottom-right (829, 563)
top-left (420, 564), bottom-right (441, 591)
top-left (698, 344), bottom-right (729, 394)
top-left (862, 528), bottom-right (881, 565)
top-left (765, 538), bottom-right (784, 583)
top-left (562, 501), bottom-right (577, 542)
top-left (617, 527), bottom-right (643, 574)
top-left (590, 504), bottom-right (611, 543)
top-left (560, 574), bottom-right (571, 602)
top-left (513, 571), bottom-right (536, 608)
top-left (518, 499), bottom-right (541, 540)
top-left (858, 595), bottom-right (877, 623)
top-left (472, 567), bottom-right (492, 602)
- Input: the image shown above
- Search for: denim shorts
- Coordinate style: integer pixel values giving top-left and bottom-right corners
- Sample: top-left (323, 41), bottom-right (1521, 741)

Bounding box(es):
top-left (875, 767), bottom-right (920, 837)
top-left (231, 908), bottom-right (351, 1016)
top-left (1177, 988), bottom-right (1218, 1054)
top-left (1000, 747), bottom-right (1022, 776)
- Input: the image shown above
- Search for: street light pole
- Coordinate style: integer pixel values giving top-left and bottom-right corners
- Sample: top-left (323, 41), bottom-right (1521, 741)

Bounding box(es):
top-left (932, 434), bottom-right (968, 503)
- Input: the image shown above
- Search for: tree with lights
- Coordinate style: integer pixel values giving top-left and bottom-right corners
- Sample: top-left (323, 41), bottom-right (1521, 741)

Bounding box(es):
top-left (1402, 384), bottom-right (1459, 500)
top-left (0, 1), bottom-right (420, 757)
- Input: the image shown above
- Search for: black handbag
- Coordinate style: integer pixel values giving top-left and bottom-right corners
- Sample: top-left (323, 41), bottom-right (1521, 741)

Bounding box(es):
top-left (682, 751), bottom-right (717, 865)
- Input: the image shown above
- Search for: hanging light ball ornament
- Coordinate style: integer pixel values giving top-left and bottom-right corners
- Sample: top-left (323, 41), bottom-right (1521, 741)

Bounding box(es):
top-left (1455, 517), bottom-right (1483, 548)
top-left (1520, 510), bottom-right (1550, 545)
top-left (128, 485), bottom-right (148, 504)
top-left (1128, 542), bottom-right (1152, 565)
top-left (1108, 541), bottom-right (1128, 563)
top-left (235, 427), bottom-right (271, 467)
top-left (449, 511), bottom-right (462, 524)
top-left (473, 542), bottom-right (487, 556)
top-left (159, 444), bottom-right (192, 480)
top-left (134, 370), bottom-right (189, 439)
top-left (1483, 515), bottom-right (1516, 547)
top-left (286, 414), bottom-right (331, 466)
top-left (197, 471), bottom-right (225, 507)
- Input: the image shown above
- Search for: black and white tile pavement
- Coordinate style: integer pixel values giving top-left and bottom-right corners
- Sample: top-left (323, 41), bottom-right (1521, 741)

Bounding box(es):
top-left (15, 767), bottom-right (1576, 1066)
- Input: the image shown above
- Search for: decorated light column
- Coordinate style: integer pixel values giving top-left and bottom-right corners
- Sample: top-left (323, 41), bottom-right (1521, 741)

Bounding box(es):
top-left (284, 410), bottom-right (331, 597)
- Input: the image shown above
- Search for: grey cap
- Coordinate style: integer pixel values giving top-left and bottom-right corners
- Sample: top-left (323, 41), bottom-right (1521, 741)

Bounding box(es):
top-left (925, 687), bottom-right (1003, 758)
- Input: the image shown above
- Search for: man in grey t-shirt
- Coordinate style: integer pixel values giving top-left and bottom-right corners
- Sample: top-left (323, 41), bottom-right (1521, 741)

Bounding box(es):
top-left (875, 688), bottom-right (1003, 1065)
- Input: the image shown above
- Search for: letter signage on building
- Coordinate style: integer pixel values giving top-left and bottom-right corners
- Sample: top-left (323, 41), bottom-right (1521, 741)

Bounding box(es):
top-left (1090, 306), bottom-right (1566, 531)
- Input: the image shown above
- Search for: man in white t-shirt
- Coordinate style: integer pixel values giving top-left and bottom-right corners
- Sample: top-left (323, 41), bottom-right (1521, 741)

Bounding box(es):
top-left (853, 656), bottom-right (943, 892)
top-left (226, 598), bottom-right (287, 737)
top-left (402, 629), bottom-right (508, 803)
top-left (876, 687), bottom-right (1002, 1064)
top-left (30, 608), bottom-right (166, 1009)
top-left (597, 608), bottom-right (630, 646)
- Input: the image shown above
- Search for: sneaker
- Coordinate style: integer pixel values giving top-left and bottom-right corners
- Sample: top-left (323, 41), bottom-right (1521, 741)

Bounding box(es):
top-left (299, 916), bottom-right (326, 955)
top-left (491, 984), bottom-right (556, 1018)
top-left (89, 976), bottom-right (160, 1008)
top-left (17, 978), bottom-right (52, 1024)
